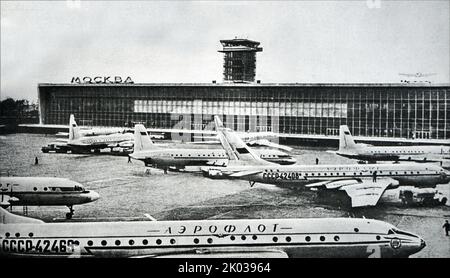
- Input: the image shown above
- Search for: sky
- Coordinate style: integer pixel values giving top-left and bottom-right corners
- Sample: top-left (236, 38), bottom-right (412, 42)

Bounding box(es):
top-left (1, 0), bottom-right (449, 102)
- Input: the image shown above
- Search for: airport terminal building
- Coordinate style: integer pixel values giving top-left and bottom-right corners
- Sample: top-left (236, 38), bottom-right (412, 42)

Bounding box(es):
top-left (36, 39), bottom-right (450, 142)
top-left (38, 82), bottom-right (450, 141)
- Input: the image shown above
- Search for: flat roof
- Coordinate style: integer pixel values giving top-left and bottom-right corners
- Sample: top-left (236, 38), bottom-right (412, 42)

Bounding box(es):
top-left (38, 82), bottom-right (450, 88)
top-left (220, 38), bottom-right (261, 45)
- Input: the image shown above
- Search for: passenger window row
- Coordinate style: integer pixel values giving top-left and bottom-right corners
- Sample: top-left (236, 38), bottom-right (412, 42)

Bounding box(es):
top-left (3, 233), bottom-right (382, 245)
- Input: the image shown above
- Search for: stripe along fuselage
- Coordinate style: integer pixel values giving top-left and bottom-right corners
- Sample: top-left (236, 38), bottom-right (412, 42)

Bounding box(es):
top-left (0, 213), bottom-right (425, 258)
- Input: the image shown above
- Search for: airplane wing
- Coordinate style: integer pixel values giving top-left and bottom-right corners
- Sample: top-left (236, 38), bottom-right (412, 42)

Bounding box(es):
top-left (229, 169), bottom-right (264, 178)
top-left (396, 155), bottom-right (442, 163)
top-left (306, 178), bottom-right (399, 207)
top-left (246, 139), bottom-right (293, 152)
top-left (187, 140), bottom-right (220, 145)
top-left (237, 131), bottom-right (278, 141)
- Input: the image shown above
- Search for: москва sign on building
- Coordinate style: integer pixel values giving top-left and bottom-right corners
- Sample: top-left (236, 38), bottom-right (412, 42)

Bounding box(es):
top-left (71, 76), bottom-right (134, 84)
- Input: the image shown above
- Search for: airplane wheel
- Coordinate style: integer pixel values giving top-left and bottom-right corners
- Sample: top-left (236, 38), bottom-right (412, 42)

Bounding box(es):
top-left (441, 197), bottom-right (448, 205)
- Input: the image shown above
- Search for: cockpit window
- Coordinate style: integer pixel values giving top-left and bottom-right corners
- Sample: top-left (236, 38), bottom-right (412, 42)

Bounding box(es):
top-left (389, 228), bottom-right (418, 238)
top-left (59, 186), bottom-right (84, 192)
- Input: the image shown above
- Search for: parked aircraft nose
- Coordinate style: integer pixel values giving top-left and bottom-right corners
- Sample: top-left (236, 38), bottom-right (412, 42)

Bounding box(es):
top-left (85, 190), bottom-right (100, 202)
top-left (407, 236), bottom-right (426, 257)
top-left (440, 170), bottom-right (450, 183)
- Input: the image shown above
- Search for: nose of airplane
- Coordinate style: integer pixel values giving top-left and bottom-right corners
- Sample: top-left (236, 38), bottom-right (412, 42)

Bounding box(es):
top-left (87, 190), bottom-right (100, 202)
top-left (446, 170), bottom-right (450, 180)
top-left (441, 170), bottom-right (450, 183)
top-left (420, 238), bottom-right (426, 248)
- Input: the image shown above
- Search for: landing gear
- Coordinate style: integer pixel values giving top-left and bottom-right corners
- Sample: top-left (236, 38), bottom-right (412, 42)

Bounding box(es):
top-left (249, 181), bottom-right (256, 187)
top-left (66, 205), bottom-right (74, 219)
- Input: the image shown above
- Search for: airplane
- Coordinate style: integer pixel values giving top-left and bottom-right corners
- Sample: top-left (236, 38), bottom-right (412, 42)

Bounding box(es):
top-left (192, 135), bottom-right (293, 152)
top-left (0, 177), bottom-right (99, 219)
top-left (129, 124), bottom-right (296, 171)
top-left (399, 72), bottom-right (436, 78)
top-left (56, 127), bottom-right (126, 138)
top-left (68, 115), bottom-right (134, 153)
top-left (201, 116), bottom-right (450, 208)
top-left (0, 207), bottom-right (425, 258)
top-left (334, 125), bottom-right (450, 163)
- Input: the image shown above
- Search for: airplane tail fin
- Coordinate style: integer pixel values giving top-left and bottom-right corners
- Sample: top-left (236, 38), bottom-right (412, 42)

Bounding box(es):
top-left (214, 116), bottom-right (225, 129)
top-left (68, 114), bottom-right (82, 141)
top-left (214, 116), bottom-right (270, 165)
top-left (133, 124), bottom-right (157, 152)
top-left (0, 207), bottom-right (44, 224)
top-left (339, 125), bottom-right (358, 153)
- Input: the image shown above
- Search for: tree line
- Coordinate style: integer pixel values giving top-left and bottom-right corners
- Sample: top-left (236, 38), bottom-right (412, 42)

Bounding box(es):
top-left (0, 98), bottom-right (39, 130)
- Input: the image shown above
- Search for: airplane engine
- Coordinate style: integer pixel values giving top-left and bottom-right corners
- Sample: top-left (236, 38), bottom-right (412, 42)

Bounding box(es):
top-left (202, 168), bottom-right (224, 179)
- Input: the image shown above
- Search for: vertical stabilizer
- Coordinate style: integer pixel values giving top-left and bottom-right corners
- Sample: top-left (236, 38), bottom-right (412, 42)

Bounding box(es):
top-left (68, 114), bottom-right (81, 141)
top-left (339, 125), bottom-right (358, 153)
top-left (214, 116), bottom-right (270, 165)
top-left (133, 124), bottom-right (157, 152)
top-left (215, 116), bottom-right (238, 161)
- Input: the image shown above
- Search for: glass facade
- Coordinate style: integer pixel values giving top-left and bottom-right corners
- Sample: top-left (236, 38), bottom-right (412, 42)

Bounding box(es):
top-left (39, 84), bottom-right (450, 140)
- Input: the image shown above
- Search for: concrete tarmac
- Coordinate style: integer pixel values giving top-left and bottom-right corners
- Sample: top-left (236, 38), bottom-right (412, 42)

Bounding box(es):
top-left (0, 133), bottom-right (449, 258)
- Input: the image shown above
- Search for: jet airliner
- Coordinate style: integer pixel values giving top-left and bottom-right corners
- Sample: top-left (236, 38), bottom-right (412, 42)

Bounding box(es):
top-left (201, 116), bottom-right (450, 207)
top-left (130, 124), bottom-right (296, 171)
top-left (0, 177), bottom-right (99, 219)
top-left (68, 115), bottom-right (134, 153)
top-left (0, 207), bottom-right (425, 258)
top-left (335, 125), bottom-right (450, 163)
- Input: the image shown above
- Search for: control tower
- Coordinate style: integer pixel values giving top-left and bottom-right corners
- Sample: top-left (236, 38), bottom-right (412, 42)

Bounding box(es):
top-left (218, 38), bottom-right (263, 82)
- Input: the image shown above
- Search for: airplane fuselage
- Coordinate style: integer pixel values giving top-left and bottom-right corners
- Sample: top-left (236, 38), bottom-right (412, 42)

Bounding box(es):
top-left (0, 177), bottom-right (99, 207)
top-left (69, 133), bottom-right (133, 149)
top-left (339, 145), bottom-right (450, 162)
top-left (132, 149), bottom-right (229, 168)
top-left (132, 149), bottom-right (295, 168)
top-left (204, 163), bottom-right (450, 188)
top-left (0, 217), bottom-right (425, 258)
